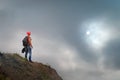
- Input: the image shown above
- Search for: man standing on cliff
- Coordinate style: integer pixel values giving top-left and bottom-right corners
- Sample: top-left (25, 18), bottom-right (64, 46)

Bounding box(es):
top-left (22, 32), bottom-right (33, 62)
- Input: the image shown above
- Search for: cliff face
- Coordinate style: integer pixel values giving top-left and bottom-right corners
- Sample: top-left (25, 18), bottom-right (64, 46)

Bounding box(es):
top-left (0, 53), bottom-right (63, 80)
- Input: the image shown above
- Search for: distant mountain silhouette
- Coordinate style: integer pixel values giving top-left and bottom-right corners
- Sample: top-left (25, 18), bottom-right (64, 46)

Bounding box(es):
top-left (0, 53), bottom-right (63, 80)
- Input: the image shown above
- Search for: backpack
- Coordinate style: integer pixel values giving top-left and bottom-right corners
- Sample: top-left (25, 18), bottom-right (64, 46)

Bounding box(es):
top-left (22, 36), bottom-right (28, 47)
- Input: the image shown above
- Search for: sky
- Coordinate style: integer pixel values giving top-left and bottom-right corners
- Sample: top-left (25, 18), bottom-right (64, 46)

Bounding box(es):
top-left (1, 0), bottom-right (120, 80)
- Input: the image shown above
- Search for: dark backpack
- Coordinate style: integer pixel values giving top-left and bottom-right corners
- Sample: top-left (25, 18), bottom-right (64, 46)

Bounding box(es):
top-left (22, 36), bottom-right (28, 47)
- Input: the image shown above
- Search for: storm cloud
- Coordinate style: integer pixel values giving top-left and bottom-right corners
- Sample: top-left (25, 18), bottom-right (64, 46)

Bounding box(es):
top-left (0, 0), bottom-right (120, 80)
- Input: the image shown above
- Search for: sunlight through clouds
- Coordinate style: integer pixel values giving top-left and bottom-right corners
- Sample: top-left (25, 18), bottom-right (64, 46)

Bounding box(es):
top-left (82, 18), bottom-right (111, 50)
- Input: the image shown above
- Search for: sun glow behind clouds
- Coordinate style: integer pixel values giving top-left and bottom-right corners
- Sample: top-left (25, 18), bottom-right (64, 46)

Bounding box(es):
top-left (83, 19), bottom-right (110, 50)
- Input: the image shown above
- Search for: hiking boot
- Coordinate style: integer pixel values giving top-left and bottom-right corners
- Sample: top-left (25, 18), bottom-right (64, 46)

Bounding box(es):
top-left (24, 58), bottom-right (28, 61)
top-left (29, 60), bottom-right (33, 63)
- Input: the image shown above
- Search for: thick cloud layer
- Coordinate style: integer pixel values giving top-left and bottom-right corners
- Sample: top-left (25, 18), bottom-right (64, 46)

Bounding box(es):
top-left (0, 0), bottom-right (120, 80)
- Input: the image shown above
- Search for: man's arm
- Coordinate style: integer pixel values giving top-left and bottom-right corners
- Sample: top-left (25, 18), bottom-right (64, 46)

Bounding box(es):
top-left (28, 37), bottom-right (33, 48)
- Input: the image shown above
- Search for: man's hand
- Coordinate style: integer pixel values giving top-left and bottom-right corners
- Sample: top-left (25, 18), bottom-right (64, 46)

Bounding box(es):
top-left (31, 45), bottom-right (33, 48)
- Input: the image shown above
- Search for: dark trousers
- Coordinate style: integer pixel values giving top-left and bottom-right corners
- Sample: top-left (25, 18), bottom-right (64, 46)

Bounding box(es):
top-left (25, 46), bottom-right (32, 61)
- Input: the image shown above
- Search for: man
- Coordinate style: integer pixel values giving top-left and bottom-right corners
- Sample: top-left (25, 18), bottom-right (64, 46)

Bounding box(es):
top-left (23, 32), bottom-right (33, 62)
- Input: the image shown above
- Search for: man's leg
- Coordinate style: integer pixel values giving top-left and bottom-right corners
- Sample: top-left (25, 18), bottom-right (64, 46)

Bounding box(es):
top-left (28, 46), bottom-right (32, 62)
